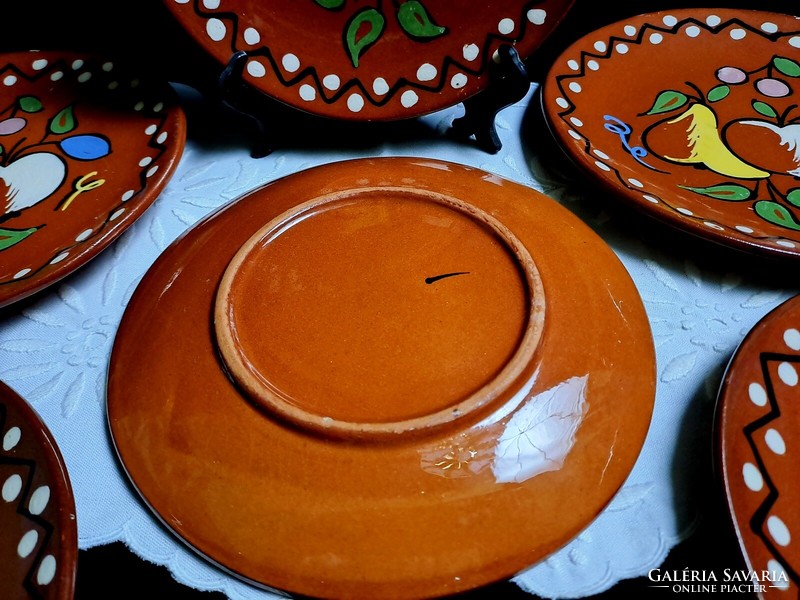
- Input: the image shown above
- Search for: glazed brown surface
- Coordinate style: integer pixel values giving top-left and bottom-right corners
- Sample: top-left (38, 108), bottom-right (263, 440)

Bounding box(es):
top-left (0, 50), bottom-right (186, 308)
top-left (162, 0), bottom-right (575, 120)
top-left (107, 157), bottom-right (655, 599)
top-left (0, 381), bottom-right (78, 600)
top-left (542, 10), bottom-right (800, 260)
top-left (716, 295), bottom-right (800, 597)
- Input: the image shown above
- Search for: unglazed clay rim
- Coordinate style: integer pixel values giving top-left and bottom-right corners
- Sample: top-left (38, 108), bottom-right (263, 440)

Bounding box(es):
top-left (214, 186), bottom-right (545, 440)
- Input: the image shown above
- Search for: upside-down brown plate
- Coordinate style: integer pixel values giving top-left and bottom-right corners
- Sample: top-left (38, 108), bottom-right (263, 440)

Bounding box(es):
top-left (107, 157), bottom-right (655, 599)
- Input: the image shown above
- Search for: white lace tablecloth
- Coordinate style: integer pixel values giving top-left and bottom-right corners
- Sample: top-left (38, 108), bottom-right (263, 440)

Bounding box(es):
top-left (0, 85), bottom-right (795, 599)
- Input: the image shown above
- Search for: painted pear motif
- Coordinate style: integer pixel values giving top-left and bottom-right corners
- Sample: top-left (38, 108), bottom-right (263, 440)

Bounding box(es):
top-left (645, 103), bottom-right (769, 179)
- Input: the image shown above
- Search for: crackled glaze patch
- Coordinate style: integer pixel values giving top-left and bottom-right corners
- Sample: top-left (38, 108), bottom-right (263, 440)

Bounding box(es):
top-left (166, 0), bottom-right (572, 119)
top-left (545, 10), bottom-right (800, 259)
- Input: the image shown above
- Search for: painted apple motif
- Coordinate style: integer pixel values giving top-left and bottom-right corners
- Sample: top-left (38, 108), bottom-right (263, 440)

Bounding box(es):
top-left (724, 119), bottom-right (800, 176)
top-left (644, 103), bottom-right (769, 179)
top-left (0, 152), bottom-right (67, 214)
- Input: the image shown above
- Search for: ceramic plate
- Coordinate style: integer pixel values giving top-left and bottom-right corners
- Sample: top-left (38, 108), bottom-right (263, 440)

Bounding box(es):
top-left (1, 380), bottom-right (78, 600)
top-left (716, 295), bottom-right (800, 596)
top-left (107, 157), bottom-right (655, 599)
top-left (0, 50), bottom-right (186, 309)
top-left (541, 9), bottom-right (800, 260)
top-left (163, 0), bottom-right (574, 121)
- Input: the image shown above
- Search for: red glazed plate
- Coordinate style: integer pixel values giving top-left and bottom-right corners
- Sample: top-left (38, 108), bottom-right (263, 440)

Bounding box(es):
top-left (541, 9), bottom-right (800, 260)
top-left (163, 0), bottom-right (574, 120)
top-left (107, 157), bottom-right (655, 599)
top-left (1, 380), bottom-right (78, 600)
top-left (716, 295), bottom-right (800, 597)
top-left (0, 50), bottom-right (186, 309)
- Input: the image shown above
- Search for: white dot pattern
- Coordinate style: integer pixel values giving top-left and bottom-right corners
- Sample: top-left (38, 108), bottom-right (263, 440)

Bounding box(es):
top-left (767, 515), bottom-right (791, 546)
top-left (206, 18), bottom-right (226, 42)
top-left (784, 329), bottom-right (800, 350)
top-left (765, 429), bottom-right (786, 455)
top-left (322, 75), bottom-right (340, 91)
top-left (527, 9), bottom-right (546, 25)
top-left (767, 560), bottom-right (790, 590)
top-left (451, 73), bottom-right (467, 89)
top-left (749, 382), bottom-right (768, 406)
top-left (498, 18), bottom-right (515, 35)
top-left (416, 63), bottom-right (437, 82)
top-left (347, 93), bottom-right (364, 112)
top-left (243, 27), bottom-right (260, 45)
top-left (28, 485), bottom-right (50, 515)
top-left (742, 462), bottom-right (763, 492)
top-left (401, 90), bottom-right (419, 108)
top-left (282, 54), bottom-right (300, 73)
top-left (778, 362), bottom-right (798, 386)
top-left (3, 426), bottom-right (20, 450)
top-left (299, 84), bottom-right (316, 101)
top-left (17, 530), bottom-right (38, 558)
top-left (247, 61), bottom-right (266, 78)
top-left (462, 44), bottom-right (479, 61)
top-left (36, 555), bottom-right (56, 586)
top-left (372, 77), bottom-right (389, 95)
top-left (2, 474), bottom-right (22, 502)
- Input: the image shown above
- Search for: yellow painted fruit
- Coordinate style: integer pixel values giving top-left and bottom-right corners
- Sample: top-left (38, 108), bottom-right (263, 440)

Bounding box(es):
top-left (645, 103), bottom-right (769, 180)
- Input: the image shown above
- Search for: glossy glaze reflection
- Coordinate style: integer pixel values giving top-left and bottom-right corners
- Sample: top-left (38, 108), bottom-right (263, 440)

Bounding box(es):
top-left (108, 157), bottom-right (655, 599)
top-left (716, 295), bottom-right (800, 597)
top-left (163, 0), bottom-right (574, 120)
top-left (0, 50), bottom-right (186, 308)
top-left (0, 381), bottom-right (77, 600)
top-left (542, 9), bottom-right (800, 259)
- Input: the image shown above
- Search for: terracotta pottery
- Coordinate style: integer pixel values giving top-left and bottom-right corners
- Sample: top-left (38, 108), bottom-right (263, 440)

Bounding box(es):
top-left (162, 0), bottom-right (574, 121)
top-left (0, 380), bottom-right (78, 600)
top-left (541, 9), bottom-right (800, 260)
top-left (716, 295), bottom-right (800, 597)
top-left (0, 50), bottom-right (186, 309)
top-left (107, 157), bottom-right (656, 599)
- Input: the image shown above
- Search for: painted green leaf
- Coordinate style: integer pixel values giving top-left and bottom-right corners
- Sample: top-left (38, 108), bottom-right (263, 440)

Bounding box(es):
top-left (345, 8), bottom-right (385, 68)
top-left (754, 200), bottom-right (800, 231)
top-left (645, 90), bottom-right (688, 115)
top-left (774, 56), bottom-right (800, 77)
top-left (707, 85), bottom-right (730, 103)
top-left (679, 183), bottom-right (752, 201)
top-left (314, 0), bottom-right (344, 8)
top-left (18, 96), bottom-right (43, 113)
top-left (753, 100), bottom-right (778, 118)
top-left (397, 1), bottom-right (446, 39)
top-left (49, 106), bottom-right (76, 134)
top-left (786, 188), bottom-right (800, 208)
top-left (0, 226), bottom-right (38, 251)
